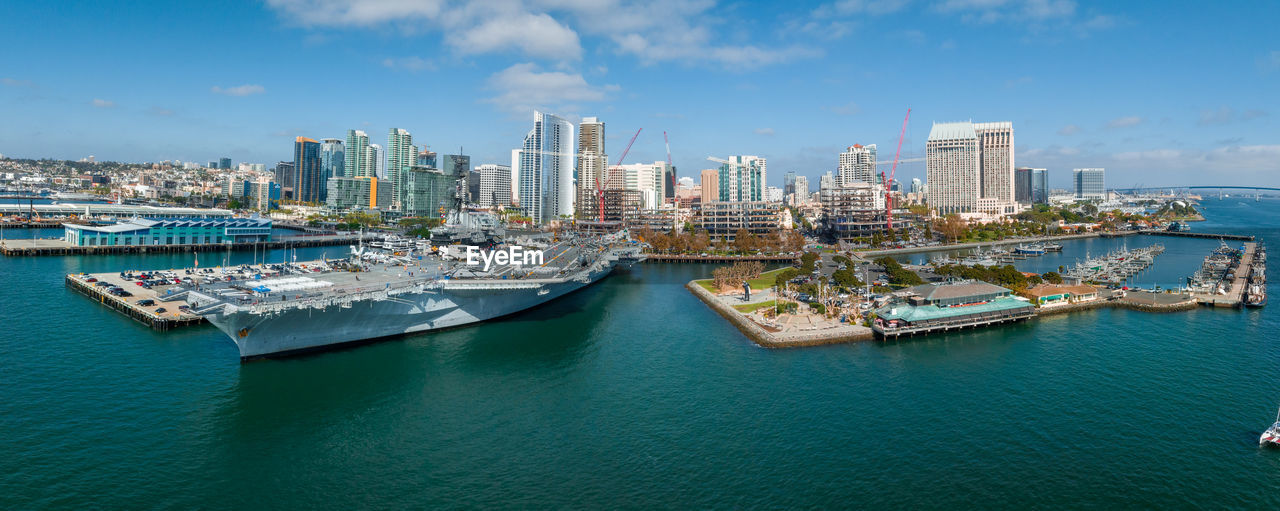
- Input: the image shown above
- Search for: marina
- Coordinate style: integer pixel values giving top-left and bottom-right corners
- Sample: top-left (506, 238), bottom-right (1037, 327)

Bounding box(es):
top-left (1061, 244), bottom-right (1165, 285)
top-left (1186, 241), bottom-right (1263, 308)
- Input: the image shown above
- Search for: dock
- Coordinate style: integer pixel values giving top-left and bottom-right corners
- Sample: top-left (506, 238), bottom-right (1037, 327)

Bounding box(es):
top-left (1140, 230), bottom-right (1254, 241)
top-left (66, 273), bottom-right (206, 330)
top-left (643, 254), bottom-right (798, 263)
top-left (3, 233), bottom-right (370, 257)
top-left (1190, 242), bottom-right (1257, 307)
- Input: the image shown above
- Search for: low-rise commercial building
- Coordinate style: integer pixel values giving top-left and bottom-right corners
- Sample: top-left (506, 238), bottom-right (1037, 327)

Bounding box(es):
top-left (695, 201), bottom-right (783, 241)
top-left (327, 176), bottom-right (391, 211)
top-left (62, 217), bottom-right (272, 247)
top-left (1024, 284), bottom-right (1100, 308)
top-left (873, 281), bottom-right (1035, 338)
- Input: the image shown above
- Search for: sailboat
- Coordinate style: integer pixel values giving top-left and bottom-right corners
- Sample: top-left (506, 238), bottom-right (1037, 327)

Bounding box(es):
top-left (1261, 407), bottom-right (1280, 447)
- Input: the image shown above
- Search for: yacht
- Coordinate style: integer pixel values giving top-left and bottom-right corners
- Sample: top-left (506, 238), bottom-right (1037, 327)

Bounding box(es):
top-left (1262, 407), bottom-right (1280, 447)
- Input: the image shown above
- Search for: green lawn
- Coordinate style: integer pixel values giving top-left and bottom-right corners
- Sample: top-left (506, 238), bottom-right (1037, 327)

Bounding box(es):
top-left (734, 300), bottom-right (776, 313)
top-left (694, 267), bottom-right (792, 292)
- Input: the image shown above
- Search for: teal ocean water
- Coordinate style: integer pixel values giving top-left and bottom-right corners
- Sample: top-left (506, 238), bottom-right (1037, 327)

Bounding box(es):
top-left (2, 200), bottom-right (1278, 508)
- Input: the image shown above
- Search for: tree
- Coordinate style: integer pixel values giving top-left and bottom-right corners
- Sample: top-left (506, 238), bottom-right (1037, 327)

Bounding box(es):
top-left (1043, 271), bottom-right (1063, 284)
top-left (936, 214), bottom-right (967, 242)
top-left (832, 268), bottom-right (864, 289)
top-left (800, 252), bottom-right (820, 272)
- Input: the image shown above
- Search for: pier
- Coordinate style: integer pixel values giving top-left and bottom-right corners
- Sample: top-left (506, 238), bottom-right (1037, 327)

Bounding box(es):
top-left (1140, 230), bottom-right (1254, 241)
top-left (1189, 242), bottom-right (1257, 307)
top-left (66, 273), bottom-right (206, 330)
top-left (644, 254), bottom-right (798, 263)
top-left (2, 233), bottom-right (371, 257)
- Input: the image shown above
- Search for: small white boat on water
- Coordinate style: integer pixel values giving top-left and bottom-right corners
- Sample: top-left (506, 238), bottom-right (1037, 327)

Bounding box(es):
top-left (1261, 407), bottom-right (1280, 447)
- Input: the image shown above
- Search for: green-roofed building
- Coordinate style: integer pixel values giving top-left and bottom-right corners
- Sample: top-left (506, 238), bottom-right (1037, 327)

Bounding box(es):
top-left (872, 280), bottom-right (1035, 338)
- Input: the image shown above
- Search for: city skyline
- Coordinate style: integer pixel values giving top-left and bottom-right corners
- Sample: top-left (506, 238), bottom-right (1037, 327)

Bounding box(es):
top-left (0, 0), bottom-right (1276, 189)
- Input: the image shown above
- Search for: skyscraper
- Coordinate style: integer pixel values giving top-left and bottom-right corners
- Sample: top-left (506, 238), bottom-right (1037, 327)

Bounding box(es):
top-left (700, 169), bottom-right (718, 203)
top-left (715, 155), bottom-right (766, 202)
top-left (794, 175), bottom-right (809, 197)
top-left (577, 116), bottom-right (606, 193)
top-left (1074, 168), bottom-right (1105, 199)
top-left (910, 178), bottom-right (922, 194)
top-left (1014, 167), bottom-right (1033, 204)
top-left (293, 137), bottom-right (322, 203)
top-left (219, 157), bottom-right (232, 170)
top-left (344, 130), bottom-right (371, 178)
top-left (387, 128), bottom-right (415, 210)
top-left (417, 149), bottom-right (437, 168)
top-left (516, 111), bottom-right (575, 223)
top-left (369, 144), bottom-right (384, 179)
top-left (838, 144), bottom-right (877, 185)
top-left (320, 138), bottom-right (344, 194)
top-left (926, 122), bottom-right (981, 215)
top-left (975, 122), bottom-right (1015, 204)
top-left (784, 171), bottom-right (797, 197)
top-left (274, 161), bottom-right (294, 198)
top-left (1031, 168), bottom-right (1049, 204)
top-left (476, 164), bottom-right (513, 207)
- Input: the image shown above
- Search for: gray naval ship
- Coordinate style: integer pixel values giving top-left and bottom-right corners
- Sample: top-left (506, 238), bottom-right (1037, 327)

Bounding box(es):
top-left (184, 218), bottom-right (645, 360)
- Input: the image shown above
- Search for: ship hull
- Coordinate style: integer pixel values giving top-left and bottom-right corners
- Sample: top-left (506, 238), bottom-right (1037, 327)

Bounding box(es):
top-left (206, 264), bottom-right (618, 360)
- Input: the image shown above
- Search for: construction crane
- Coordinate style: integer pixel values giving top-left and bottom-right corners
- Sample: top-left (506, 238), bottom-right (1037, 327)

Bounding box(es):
top-left (596, 128), bottom-right (642, 221)
top-left (874, 157), bottom-right (924, 166)
top-left (885, 108), bottom-right (911, 230)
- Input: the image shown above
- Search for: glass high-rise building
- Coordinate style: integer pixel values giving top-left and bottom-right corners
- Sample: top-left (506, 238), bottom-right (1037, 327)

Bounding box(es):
top-left (293, 137), bottom-right (322, 203)
top-left (320, 138), bottom-right (344, 182)
top-left (1074, 168), bottom-right (1105, 199)
top-left (516, 111), bottom-right (575, 223)
top-left (344, 130), bottom-right (371, 178)
top-left (1031, 168), bottom-right (1048, 204)
top-left (219, 157), bottom-right (232, 170)
top-left (715, 155), bottom-right (766, 202)
top-left (1016, 167), bottom-right (1048, 204)
top-left (387, 129), bottom-right (415, 210)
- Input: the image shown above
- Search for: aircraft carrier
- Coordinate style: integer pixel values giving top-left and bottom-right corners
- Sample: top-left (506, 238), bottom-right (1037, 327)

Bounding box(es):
top-left (182, 228), bottom-right (645, 360)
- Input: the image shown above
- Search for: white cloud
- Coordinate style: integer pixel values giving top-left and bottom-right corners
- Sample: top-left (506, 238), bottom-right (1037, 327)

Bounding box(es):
top-left (91, 98), bottom-right (115, 108)
top-left (938, 0), bottom-right (1077, 22)
top-left (754, 128), bottom-right (775, 136)
top-left (1, 77), bottom-right (34, 87)
top-left (484, 62), bottom-right (615, 114)
top-left (148, 106), bottom-right (174, 116)
top-left (381, 56), bottom-right (436, 72)
top-left (266, 0), bottom-right (814, 69)
top-left (1106, 116), bottom-right (1143, 129)
top-left (1057, 124), bottom-right (1080, 136)
top-left (449, 12), bottom-right (581, 60)
top-left (211, 84), bottom-right (266, 96)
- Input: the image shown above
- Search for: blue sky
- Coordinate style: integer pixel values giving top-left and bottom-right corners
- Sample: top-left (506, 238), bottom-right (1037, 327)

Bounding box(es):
top-left (1, 0), bottom-right (1277, 189)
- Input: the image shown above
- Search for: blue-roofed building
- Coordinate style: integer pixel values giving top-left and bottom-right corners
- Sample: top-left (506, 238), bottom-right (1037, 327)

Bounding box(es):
top-left (62, 217), bottom-right (272, 247)
top-left (872, 280), bottom-right (1035, 338)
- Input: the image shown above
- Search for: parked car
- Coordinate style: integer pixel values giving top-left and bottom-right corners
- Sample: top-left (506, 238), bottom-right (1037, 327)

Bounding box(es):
top-left (155, 307), bottom-right (167, 314)
top-left (85, 277), bottom-right (98, 283)
top-left (136, 299), bottom-right (155, 306)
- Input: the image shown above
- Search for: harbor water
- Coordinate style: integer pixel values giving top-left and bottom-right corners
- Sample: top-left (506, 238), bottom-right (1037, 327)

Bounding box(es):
top-left (2, 200), bottom-right (1279, 508)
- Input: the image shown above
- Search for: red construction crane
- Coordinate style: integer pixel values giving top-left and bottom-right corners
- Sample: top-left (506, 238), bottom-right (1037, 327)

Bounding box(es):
top-left (596, 127), bottom-right (642, 221)
top-left (886, 108), bottom-right (911, 230)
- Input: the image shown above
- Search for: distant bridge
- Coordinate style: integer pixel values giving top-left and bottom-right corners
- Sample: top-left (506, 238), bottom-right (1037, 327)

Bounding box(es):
top-left (1112, 186), bottom-right (1280, 193)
